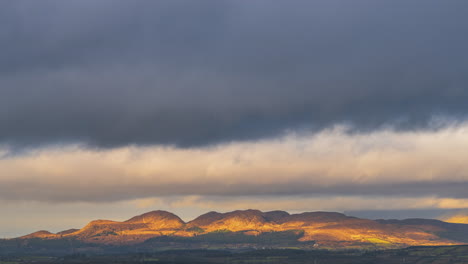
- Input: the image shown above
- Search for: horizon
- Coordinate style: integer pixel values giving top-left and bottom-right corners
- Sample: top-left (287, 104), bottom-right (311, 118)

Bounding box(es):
top-left (1, 0), bottom-right (468, 240)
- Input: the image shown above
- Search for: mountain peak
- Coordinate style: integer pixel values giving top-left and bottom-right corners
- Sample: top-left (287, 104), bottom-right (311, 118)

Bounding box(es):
top-left (125, 210), bottom-right (185, 229)
top-left (126, 210), bottom-right (183, 223)
top-left (225, 209), bottom-right (265, 218)
top-left (20, 230), bottom-right (56, 239)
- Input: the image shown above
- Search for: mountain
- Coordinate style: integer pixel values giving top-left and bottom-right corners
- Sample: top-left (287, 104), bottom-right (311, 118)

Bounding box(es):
top-left (187, 209), bottom-right (276, 233)
top-left (20, 230), bottom-right (56, 239)
top-left (56, 210), bottom-right (188, 244)
top-left (12, 209), bottom-right (468, 251)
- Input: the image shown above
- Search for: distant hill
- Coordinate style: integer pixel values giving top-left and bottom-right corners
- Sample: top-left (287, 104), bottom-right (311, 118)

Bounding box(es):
top-left (3, 209), bottom-right (467, 254)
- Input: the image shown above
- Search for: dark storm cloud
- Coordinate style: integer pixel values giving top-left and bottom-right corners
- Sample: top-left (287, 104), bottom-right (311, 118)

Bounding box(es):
top-left (1, 0), bottom-right (468, 148)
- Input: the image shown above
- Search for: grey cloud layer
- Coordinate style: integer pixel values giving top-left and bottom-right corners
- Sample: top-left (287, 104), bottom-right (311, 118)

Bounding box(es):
top-left (1, 0), bottom-right (468, 147)
top-left (1, 126), bottom-right (468, 202)
top-left (1, 180), bottom-right (466, 203)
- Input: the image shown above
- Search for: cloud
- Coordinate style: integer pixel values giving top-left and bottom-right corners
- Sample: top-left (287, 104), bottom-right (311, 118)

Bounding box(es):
top-left (1, 125), bottom-right (468, 202)
top-left (1, 1), bottom-right (468, 148)
top-left (132, 195), bottom-right (468, 213)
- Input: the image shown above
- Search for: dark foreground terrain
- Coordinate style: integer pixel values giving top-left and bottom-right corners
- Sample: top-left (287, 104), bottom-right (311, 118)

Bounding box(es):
top-left (0, 245), bottom-right (467, 264)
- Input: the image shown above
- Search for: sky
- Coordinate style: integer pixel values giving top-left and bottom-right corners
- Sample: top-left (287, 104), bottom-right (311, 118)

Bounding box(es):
top-left (1, 0), bottom-right (468, 238)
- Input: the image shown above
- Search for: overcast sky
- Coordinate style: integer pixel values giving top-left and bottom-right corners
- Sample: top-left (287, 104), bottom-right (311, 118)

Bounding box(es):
top-left (1, 0), bottom-right (468, 237)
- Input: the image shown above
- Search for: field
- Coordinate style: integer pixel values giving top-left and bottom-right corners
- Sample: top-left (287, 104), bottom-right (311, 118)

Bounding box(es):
top-left (0, 245), bottom-right (467, 264)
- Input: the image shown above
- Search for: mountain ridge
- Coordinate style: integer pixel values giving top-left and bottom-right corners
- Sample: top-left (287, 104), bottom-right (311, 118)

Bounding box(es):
top-left (17, 209), bottom-right (468, 249)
